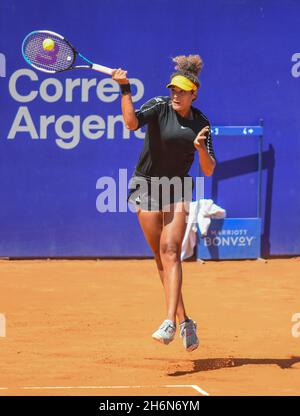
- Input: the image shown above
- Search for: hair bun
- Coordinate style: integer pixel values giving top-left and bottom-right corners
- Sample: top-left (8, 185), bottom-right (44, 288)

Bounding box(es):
top-left (172, 54), bottom-right (203, 76)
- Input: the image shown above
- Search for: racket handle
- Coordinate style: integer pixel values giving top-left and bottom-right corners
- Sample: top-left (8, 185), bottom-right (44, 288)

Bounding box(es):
top-left (92, 63), bottom-right (113, 75)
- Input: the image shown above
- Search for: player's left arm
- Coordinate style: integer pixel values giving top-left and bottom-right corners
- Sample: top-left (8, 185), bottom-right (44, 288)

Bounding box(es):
top-left (194, 126), bottom-right (216, 176)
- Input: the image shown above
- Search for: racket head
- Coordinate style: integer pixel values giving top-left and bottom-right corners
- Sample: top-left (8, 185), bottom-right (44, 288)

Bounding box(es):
top-left (22, 30), bottom-right (77, 73)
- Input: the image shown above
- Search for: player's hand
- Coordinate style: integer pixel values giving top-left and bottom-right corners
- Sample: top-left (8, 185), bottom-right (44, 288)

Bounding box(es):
top-left (112, 68), bottom-right (129, 84)
top-left (194, 126), bottom-right (210, 151)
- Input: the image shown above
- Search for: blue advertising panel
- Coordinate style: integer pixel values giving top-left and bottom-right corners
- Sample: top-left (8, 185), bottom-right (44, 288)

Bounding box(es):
top-left (197, 218), bottom-right (262, 260)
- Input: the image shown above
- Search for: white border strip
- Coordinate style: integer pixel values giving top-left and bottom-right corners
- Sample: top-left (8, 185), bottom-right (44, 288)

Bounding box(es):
top-left (0, 384), bottom-right (209, 396)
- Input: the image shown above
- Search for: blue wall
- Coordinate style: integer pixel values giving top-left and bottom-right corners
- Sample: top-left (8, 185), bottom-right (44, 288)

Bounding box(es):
top-left (0, 0), bottom-right (299, 257)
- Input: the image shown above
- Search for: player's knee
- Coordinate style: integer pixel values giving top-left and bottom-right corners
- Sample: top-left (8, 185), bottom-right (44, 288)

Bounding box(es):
top-left (160, 242), bottom-right (181, 262)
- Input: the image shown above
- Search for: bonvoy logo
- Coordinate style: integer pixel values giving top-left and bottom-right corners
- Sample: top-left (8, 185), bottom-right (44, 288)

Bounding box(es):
top-left (291, 53), bottom-right (300, 78)
top-left (204, 229), bottom-right (255, 247)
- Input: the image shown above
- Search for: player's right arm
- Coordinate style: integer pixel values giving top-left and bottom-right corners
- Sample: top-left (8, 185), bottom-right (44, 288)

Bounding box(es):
top-left (112, 68), bottom-right (139, 130)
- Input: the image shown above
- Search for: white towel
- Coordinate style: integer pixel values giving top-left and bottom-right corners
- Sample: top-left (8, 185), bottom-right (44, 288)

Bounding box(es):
top-left (181, 199), bottom-right (226, 261)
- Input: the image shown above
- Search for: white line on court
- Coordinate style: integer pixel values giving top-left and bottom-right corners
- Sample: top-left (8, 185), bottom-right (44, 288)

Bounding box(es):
top-left (166, 384), bottom-right (210, 396)
top-left (0, 384), bottom-right (209, 396)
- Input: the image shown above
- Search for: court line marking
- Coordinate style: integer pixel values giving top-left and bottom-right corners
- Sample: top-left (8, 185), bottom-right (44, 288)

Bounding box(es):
top-left (0, 384), bottom-right (209, 396)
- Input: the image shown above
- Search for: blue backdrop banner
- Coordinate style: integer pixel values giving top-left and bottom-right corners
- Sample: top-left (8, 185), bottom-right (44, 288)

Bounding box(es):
top-left (0, 0), bottom-right (299, 257)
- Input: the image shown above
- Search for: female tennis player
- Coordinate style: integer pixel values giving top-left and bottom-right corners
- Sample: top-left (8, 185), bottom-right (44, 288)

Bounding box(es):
top-left (112, 55), bottom-right (216, 352)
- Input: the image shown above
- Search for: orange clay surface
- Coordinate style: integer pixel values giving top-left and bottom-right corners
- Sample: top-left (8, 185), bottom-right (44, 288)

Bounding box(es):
top-left (0, 258), bottom-right (300, 396)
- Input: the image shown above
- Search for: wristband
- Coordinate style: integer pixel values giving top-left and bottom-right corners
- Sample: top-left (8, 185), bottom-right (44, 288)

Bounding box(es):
top-left (120, 83), bottom-right (131, 95)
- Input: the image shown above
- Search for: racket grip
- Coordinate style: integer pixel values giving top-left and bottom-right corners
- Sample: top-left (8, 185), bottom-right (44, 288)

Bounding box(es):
top-left (92, 63), bottom-right (113, 75)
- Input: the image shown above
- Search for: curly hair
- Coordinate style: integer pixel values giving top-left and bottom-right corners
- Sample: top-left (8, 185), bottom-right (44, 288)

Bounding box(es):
top-left (170, 54), bottom-right (203, 88)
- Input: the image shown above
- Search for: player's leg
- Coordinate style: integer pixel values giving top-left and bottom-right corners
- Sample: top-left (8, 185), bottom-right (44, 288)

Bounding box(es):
top-left (136, 208), bottom-right (188, 323)
top-left (136, 208), bottom-right (164, 280)
top-left (160, 202), bottom-right (199, 351)
top-left (137, 208), bottom-right (176, 344)
top-left (160, 202), bottom-right (188, 324)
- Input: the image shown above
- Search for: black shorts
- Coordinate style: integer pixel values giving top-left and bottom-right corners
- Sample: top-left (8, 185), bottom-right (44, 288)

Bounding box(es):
top-left (128, 174), bottom-right (194, 211)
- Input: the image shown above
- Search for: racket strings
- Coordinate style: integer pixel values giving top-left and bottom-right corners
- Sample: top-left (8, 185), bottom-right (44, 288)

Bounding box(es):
top-left (23, 32), bottom-right (75, 72)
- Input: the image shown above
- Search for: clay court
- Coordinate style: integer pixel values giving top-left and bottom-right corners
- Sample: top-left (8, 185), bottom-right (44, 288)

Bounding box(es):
top-left (0, 257), bottom-right (299, 396)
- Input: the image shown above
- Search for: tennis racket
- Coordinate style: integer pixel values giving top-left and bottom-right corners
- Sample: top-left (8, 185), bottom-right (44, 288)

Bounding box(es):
top-left (22, 30), bottom-right (113, 75)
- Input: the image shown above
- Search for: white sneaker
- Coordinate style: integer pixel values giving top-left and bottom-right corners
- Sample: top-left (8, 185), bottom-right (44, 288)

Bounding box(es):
top-left (152, 319), bottom-right (176, 345)
top-left (180, 318), bottom-right (199, 352)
